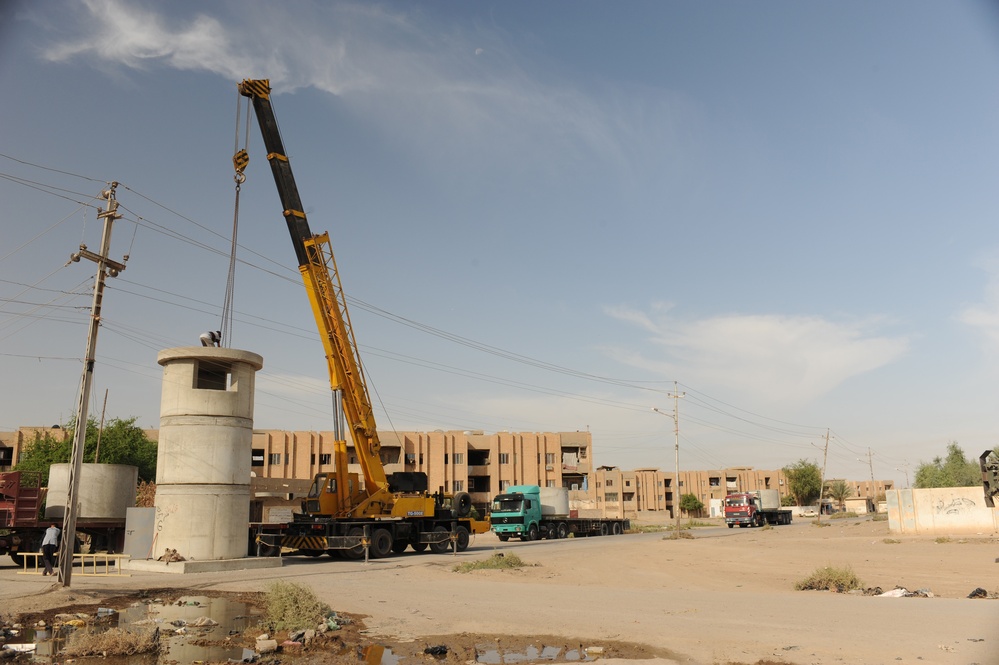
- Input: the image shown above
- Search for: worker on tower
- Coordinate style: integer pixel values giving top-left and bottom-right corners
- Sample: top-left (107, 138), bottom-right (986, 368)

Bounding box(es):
top-left (199, 330), bottom-right (221, 347)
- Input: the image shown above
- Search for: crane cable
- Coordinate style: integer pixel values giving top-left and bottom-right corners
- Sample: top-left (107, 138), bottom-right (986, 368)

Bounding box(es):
top-left (223, 92), bottom-right (252, 347)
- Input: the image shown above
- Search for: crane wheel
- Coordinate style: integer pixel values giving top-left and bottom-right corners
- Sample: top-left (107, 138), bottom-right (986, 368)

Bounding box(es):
top-left (370, 529), bottom-right (393, 558)
top-left (429, 526), bottom-right (450, 554)
top-left (411, 542), bottom-right (428, 553)
top-left (342, 526), bottom-right (365, 560)
top-left (455, 526), bottom-right (470, 552)
top-left (391, 540), bottom-right (410, 554)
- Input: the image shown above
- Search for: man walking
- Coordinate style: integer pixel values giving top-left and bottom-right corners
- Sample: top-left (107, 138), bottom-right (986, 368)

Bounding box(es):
top-left (41, 523), bottom-right (60, 576)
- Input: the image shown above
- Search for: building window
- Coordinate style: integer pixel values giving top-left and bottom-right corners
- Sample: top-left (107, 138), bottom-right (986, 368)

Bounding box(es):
top-left (625, 480), bottom-right (631, 487)
top-left (499, 453), bottom-right (510, 464)
top-left (454, 453), bottom-right (464, 464)
top-left (605, 492), bottom-right (618, 502)
top-left (405, 453), bottom-right (416, 464)
top-left (269, 453), bottom-right (281, 465)
top-left (546, 453), bottom-right (555, 464)
top-left (319, 454), bottom-right (331, 465)
top-left (606, 479), bottom-right (614, 487)
top-left (500, 480), bottom-right (510, 490)
top-left (453, 480), bottom-right (464, 492)
top-left (709, 477), bottom-right (720, 487)
top-left (251, 449), bottom-right (265, 467)
top-left (546, 480), bottom-right (556, 488)
top-left (195, 360), bottom-right (231, 390)
top-left (420, 453), bottom-right (424, 465)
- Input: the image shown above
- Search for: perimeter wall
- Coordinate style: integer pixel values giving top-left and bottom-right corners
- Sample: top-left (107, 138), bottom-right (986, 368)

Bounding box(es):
top-left (886, 487), bottom-right (999, 535)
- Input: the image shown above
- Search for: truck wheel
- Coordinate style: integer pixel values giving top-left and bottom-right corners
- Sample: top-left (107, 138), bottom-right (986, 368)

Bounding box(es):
top-left (411, 542), bottom-right (428, 553)
top-left (342, 526), bottom-right (365, 560)
top-left (370, 529), bottom-right (393, 558)
top-left (391, 540), bottom-right (410, 554)
top-left (556, 523), bottom-right (568, 539)
top-left (611, 522), bottom-right (623, 535)
top-left (727, 524), bottom-right (734, 529)
top-left (527, 524), bottom-right (539, 541)
top-left (599, 523), bottom-right (609, 537)
top-left (429, 526), bottom-right (450, 554)
top-left (9, 552), bottom-right (24, 567)
top-left (497, 534), bottom-right (510, 542)
top-left (455, 526), bottom-right (470, 551)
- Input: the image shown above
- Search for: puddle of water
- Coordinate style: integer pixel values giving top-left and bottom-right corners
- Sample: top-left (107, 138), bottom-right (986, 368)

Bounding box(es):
top-left (6, 595), bottom-right (262, 664)
top-left (362, 644), bottom-right (403, 665)
top-left (475, 644), bottom-right (591, 664)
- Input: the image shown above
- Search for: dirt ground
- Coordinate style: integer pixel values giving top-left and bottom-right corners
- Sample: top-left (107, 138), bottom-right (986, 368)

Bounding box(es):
top-left (1, 516), bottom-right (997, 665)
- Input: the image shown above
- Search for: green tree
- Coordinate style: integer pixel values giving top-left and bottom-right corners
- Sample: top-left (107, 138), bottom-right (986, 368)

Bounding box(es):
top-left (783, 459), bottom-right (823, 507)
top-left (914, 442), bottom-right (980, 488)
top-left (679, 493), bottom-right (704, 519)
top-left (825, 479), bottom-right (854, 511)
top-left (15, 416), bottom-right (157, 483)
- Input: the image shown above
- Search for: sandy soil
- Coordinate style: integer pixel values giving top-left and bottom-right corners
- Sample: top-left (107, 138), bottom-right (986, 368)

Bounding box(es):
top-left (1, 516), bottom-right (997, 665)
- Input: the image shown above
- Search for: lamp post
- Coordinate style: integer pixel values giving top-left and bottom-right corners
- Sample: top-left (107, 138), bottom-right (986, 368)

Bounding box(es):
top-left (652, 382), bottom-right (685, 536)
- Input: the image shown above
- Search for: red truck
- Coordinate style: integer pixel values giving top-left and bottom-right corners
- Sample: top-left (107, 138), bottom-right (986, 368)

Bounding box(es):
top-left (0, 471), bottom-right (125, 566)
top-left (724, 489), bottom-right (792, 528)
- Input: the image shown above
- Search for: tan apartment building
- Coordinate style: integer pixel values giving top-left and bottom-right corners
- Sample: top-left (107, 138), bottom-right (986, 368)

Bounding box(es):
top-left (0, 425), bottom-right (894, 519)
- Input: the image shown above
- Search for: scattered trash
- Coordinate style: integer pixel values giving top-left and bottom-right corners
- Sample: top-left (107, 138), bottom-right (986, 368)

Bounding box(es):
top-left (255, 638), bottom-right (278, 654)
top-left (878, 587), bottom-right (934, 598)
top-left (190, 616), bottom-right (219, 627)
top-left (424, 644), bottom-right (449, 656)
top-left (968, 588), bottom-right (989, 599)
top-left (585, 646), bottom-right (605, 655)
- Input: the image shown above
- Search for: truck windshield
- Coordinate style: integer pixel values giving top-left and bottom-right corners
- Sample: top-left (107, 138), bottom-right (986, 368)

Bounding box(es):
top-left (491, 495), bottom-right (524, 513)
top-left (725, 497), bottom-right (748, 507)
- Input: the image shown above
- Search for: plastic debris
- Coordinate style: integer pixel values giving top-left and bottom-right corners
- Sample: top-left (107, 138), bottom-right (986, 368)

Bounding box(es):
top-left (424, 645), bottom-right (448, 656)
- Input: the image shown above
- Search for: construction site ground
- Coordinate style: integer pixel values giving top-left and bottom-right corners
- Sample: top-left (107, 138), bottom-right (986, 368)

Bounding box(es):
top-left (0, 515), bottom-right (996, 665)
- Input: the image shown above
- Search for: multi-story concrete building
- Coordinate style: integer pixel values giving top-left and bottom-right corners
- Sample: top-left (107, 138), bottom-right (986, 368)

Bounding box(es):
top-left (0, 425), bottom-right (894, 519)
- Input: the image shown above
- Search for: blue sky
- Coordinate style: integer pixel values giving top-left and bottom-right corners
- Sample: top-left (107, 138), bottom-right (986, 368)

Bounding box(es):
top-left (2, 1), bottom-right (999, 486)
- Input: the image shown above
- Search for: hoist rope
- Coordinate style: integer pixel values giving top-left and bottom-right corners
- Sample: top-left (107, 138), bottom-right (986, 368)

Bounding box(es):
top-left (221, 93), bottom-right (250, 347)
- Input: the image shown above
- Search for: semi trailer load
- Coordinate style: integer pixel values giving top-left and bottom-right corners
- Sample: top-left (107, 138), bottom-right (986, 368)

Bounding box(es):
top-left (724, 489), bottom-right (792, 527)
top-left (490, 485), bottom-right (629, 540)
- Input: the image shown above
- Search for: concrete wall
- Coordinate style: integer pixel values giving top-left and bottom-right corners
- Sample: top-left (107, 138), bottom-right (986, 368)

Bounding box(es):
top-left (46, 463), bottom-right (137, 520)
top-left (886, 487), bottom-right (999, 535)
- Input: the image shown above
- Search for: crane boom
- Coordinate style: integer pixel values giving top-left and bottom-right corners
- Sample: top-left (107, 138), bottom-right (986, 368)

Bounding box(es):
top-left (237, 78), bottom-right (389, 506)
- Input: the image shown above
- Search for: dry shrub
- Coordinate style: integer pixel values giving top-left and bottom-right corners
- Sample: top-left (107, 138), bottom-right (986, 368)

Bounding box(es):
top-left (265, 581), bottom-right (332, 631)
top-left (453, 553), bottom-right (528, 573)
top-left (794, 565), bottom-right (863, 593)
top-left (63, 627), bottom-right (159, 656)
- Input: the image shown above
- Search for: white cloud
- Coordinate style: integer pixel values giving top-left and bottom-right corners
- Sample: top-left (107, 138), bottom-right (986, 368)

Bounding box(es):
top-left (605, 305), bottom-right (909, 404)
top-left (958, 256), bottom-right (999, 349)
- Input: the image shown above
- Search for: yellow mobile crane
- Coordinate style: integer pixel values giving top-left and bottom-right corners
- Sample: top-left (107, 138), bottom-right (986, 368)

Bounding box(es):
top-left (238, 79), bottom-right (487, 557)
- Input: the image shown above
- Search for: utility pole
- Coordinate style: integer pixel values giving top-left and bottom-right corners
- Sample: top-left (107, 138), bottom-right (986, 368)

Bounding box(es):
top-left (816, 428), bottom-right (829, 525)
top-left (653, 381), bottom-right (685, 537)
top-left (866, 447), bottom-right (876, 494)
top-left (59, 183), bottom-right (127, 587)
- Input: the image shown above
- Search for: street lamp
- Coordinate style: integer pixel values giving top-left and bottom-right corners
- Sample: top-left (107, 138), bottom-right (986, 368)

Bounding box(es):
top-left (652, 403), bottom-right (682, 537)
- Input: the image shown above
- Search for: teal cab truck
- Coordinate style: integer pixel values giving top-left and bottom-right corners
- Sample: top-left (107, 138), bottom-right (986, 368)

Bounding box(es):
top-left (489, 485), bottom-right (629, 541)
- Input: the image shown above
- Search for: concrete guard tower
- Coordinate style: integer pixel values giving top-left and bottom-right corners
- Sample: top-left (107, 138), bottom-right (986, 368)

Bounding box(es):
top-left (154, 347), bottom-right (263, 560)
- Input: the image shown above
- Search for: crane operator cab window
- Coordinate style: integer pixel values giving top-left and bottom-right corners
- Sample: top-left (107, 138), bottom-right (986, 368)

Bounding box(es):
top-left (307, 473), bottom-right (335, 498)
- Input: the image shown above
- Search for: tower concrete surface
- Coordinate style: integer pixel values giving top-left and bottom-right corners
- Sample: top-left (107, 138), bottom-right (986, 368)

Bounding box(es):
top-left (154, 347), bottom-right (263, 560)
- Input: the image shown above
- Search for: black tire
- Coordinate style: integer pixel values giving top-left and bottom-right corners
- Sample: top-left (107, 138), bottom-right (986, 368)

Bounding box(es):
top-left (429, 526), bottom-right (450, 554)
top-left (301, 549), bottom-right (324, 557)
top-left (411, 541), bottom-right (428, 553)
top-left (556, 522), bottom-right (569, 539)
top-left (342, 526), bottom-right (365, 560)
top-left (599, 523), bottom-right (609, 537)
top-left (611, 522), bottom-right (623, 536)
top-left (453, 492), bottom-right (472, 517)
top-left (497, 534), bottom-right (510, 542)
top-left (727, 524), bottom-right (734, 529)
top-left (9, 552), bottom-right (24, 567)
top-left (526, 524), bottom-right (539, 541)
top-left (370, 529), bottom-right (393, 558)
top-left (391, 539), bottom-right (410, 554)
top-left (455, 526), bottom-right (470, 552)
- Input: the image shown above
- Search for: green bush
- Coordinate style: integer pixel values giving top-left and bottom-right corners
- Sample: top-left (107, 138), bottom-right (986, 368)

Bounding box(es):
top-left (265, 581), bottom-right (332, 631)
top-left (794, 565), bottom-right (863, 592)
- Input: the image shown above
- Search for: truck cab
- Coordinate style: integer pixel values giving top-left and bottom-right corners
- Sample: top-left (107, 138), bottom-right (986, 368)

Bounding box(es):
top-left (724, 492), bottom-right (763, 528)
top-left (490, 485), bottom-right (543, 541)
